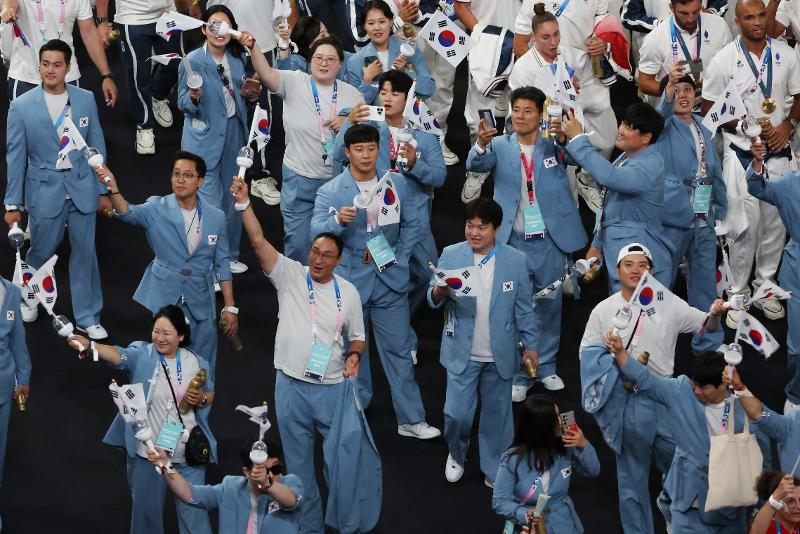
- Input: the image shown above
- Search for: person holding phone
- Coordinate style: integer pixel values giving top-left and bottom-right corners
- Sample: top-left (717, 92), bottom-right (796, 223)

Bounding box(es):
top-left (70, 305), bottom-right (216, 534)
top-left (345, 0), bottom-right (435, 105)
top-left (467, 86), bottom-right (587, 395)
top-left (492, 395), bottom-right (600, 533)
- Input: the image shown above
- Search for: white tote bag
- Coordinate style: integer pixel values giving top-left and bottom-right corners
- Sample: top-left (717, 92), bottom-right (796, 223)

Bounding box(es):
top-left (705, 397), bottom-right (763, 512)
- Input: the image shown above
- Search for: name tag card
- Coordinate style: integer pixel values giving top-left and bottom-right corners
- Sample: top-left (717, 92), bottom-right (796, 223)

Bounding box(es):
top-left (524, 203), bottom-right (546, 239)
top-left (156, 419), bottom-right (184, 453)
top-left (367, 234), bottom-right (397, 272)
top-left (304, 341), bottom-right (333, 382)
top-left (693, 184), bottom-right (712, 215)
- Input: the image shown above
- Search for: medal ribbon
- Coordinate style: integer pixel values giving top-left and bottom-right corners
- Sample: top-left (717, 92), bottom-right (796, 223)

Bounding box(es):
top-left (739, 37), bottom-right (772, 101)
top-left (670, 16), bottom-right (701, 63)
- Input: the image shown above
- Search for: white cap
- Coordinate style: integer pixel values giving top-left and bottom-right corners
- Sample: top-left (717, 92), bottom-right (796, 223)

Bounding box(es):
top-left (616, 243), bottom-right (653, 265)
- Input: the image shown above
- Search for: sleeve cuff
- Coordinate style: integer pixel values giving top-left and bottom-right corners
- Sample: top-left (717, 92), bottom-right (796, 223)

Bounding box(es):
top-left (474, 142), bottom-right (486, 155)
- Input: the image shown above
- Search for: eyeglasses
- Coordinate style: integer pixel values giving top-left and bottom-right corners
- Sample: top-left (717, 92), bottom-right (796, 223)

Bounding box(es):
top-left (310, 249), bottom-right (338, 260)
top-left (312, 55), bottom-right (339, 66)
top-left (171, 170), bottom-right (199, 181)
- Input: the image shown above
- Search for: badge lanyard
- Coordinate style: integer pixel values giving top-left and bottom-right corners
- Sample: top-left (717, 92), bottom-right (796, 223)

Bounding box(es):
top-left (774, 520), bottom-right (799, 534)
top-left (690, 122), bottom-right (707, 179)
top-left (521, 469), bottom-right (545, 505)
top-left (520, 149), bottom-right (538, 207)
top-left (720, 395), bottom-right (732, 433)
top-left (54, 99), bottom-right (71, 134)
top-left (554, 0), bottom-right (572, 17)
top-left (670, 16), bottom-right (701, 64)
top-left (36, 0), bottom-right (66, 41)
top-left (478, 245), bottom-right (497, 270)
top-left (625, 311), bottom-right (646, 354)
top-left (739, 37), bottom-right (772, 101)
top-left (310, 78), bottom-right (338, 163)
top-left (159, 351), bottom-right (184, 405)
top-left (184, 200), bottom-right (202, 248)
top-left (306, 271), bottom-right (343, 344)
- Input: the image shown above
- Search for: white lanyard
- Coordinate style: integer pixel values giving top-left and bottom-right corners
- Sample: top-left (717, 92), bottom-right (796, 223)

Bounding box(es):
top-left (36, 0), bottom-right (66, 41)
top-left (690, 122), bottom-right (707, 178)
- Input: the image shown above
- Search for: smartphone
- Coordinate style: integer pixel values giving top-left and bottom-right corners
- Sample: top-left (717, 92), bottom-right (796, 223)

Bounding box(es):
top-left (364, 55), bottom-right (379, 68)
top-left (675, 59), bottom-right (689, 75)
top-left (478, 108), bottom-right (496, 129)
top-left (364, 105), bottom-right (386, 121)
top-left (559, 410), bottom-right (577, 434)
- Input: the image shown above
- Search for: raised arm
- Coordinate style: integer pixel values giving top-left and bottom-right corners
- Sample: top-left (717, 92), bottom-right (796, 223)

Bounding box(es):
top-left (68, 335), bottom-right (123, 365)
top-left (230, 176), bottom-right (279, 275)
top-left (239, 32), bottom-right (281, 93)
top-left (77, 18), bottom-right (118, 107)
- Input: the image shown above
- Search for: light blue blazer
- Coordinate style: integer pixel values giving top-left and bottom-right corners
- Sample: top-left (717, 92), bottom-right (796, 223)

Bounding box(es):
top-left (5, 84), bottom-right (107, 217)
top-left (0, 279), bottom-right (31, 403)
top-left (178, 46), bottom-right (249, 170)
top-left (467, 133), bottom-right (587, 252)
top-left (752, 408), bottom-right (800, 474)
top-left (655, 98), bottom-right (726, 227)
top-left (620, 358), bottom-right (770, 525)
top-left (102, 342), bottom-right (217, 463)
top-left (332, 119), bottom-right (445, 240)
top-left (311, 168), bottom-right (419, 298)
top-left (493, 445), bottom-right (600, 533)
top-left (345, 36), bottom-right (435, 104)
top-left (427, 242), bottom-right (537, 380)
top-left (117, 194), bottom-right (232, 321)
top-left (190, 474), bottom-right (303, 533)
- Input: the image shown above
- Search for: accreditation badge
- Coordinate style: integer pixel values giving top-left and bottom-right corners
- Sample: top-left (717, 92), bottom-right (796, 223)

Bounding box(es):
top-left (367, 234), bottom-right (397, 272)
top-left (693, 184), bottom-right (712, 215)
top-left (155, 419), bottom-right (184, 453)
top-left (524, 203), bottom-right (546, 239)
top-left (502, 520), bottom-right (515, 534)
top-left (303, 340), bottom-right (333, 382)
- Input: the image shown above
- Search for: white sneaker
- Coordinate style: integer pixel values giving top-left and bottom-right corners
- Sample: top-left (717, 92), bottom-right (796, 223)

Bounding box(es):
top-left (397, 421), bottom-right (441, 440)
top-left (541, 374), bottom-right (565, 391)
top-left (726, 308), bottom-right (743, 329)
top-left (82, 324), bottom-right (109, 340)
top-left (251, 177), bottom-right (281, 206)
top-left (484, 477), bottom-right (494, 489)
top-left (512, 384), bottom-right (530, 403)
top-left (461, 171), bottom-right (488, 204)
top-left (445, 454), bottom-right (464, 483)
top-left (442, 144), bottom-right (459, 166)
top-left (20, 303), bottom-right (38, 322)
top-left (576, 178), bottom-right (602, 213)
top-left (752, 297), bottom-right (786, 320)
top-left (785, 399), bottom-right (800, 416)
top-left (152, 98), bottom-right (173, 128)
top-left (229, 260), bottom-right (249, 274)
top-left (136, 128), bottom-right (156, 155)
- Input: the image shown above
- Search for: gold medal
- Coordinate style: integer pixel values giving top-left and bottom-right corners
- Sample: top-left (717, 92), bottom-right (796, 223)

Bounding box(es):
top-left (762, 97), bottom-right (777, 114)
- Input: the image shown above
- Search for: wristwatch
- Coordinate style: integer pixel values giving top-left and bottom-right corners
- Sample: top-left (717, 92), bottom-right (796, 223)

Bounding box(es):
top-left (4, 205), bottom-right (19, 212)
top-left (95, 16), bottom-right (108, 25)
top-left (100, 73), bottom-right (114, 80)
top-left (222, 306), bottom-right (239, 315)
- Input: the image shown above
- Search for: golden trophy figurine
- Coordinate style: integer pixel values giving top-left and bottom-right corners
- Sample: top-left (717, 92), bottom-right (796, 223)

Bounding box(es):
top-left (534, 513), bottom-right (547, 534)
top-left (108, 28), bottom-right (121, 42)
top-left (637, 351), bottom-right (651, 366)
top-left (178, 369), bottom-right (207, 414)
top-left (219, 317), bottom-right (243, 351)
top-left (16, 391), bottom-right (26, 412)
top-left (524, 359), bottom-right (539, 379)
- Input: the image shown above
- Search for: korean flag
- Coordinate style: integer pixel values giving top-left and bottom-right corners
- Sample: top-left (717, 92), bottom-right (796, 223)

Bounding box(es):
top-left (373, 173), bottom-right (401, 226)
top-left (701, 80), bottom-right (746, 135)
top-left (735, 312), bottom-right (780, 358)
top-left (421, 11), bottom-right (473, 67)
top-left (433, 266), bottom-right (483, 297)
top-left (156, 11), bottom-right (204, 41)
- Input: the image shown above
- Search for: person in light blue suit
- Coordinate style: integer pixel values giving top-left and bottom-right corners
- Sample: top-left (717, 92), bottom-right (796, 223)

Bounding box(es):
top-left (275, 16), bottom-right (352, 81)
top-left (345, 1), bottom-right (435, 105)
top-left (746, 144), bottom-right (800, 415)
top-left (604, 340), bottom-right (771, 533)
top-left (467, 86), bottom-right (587, 396)
top-left (492, 395), bottom-right (600, 533)
top-left (70, 306), bottom-right (217, 534)
top-left (311, 123), bottom-right (441, 440)
top-left (148, 437), bottom-right (303, 534)
top-left (562, 103), bottom-right (675, 292)
top-left (178, 6), bottom-right (253, 272)
top-left (102, 152), bottom-right (238, 379)
top-left (655, 70), bottom-right (727, 354)
top-left (333, 70), bottom-right (446, 314)
top-left (4, 39), bottom-right (108, 337)
top-left (0, 279), bottom-right (32, 490)
top-left (429, 198), bottom-right (538, 486)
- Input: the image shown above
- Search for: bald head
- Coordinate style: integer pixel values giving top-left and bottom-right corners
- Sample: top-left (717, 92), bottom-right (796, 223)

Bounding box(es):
top-left (735, 0), bottom-right (767, 41)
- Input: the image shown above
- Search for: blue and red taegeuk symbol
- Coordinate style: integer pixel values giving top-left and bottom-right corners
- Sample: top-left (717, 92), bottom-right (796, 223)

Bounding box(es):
top-left (445, 277), bottom-right (463, 289)
top-left (22, 271), bottom-right (33, 285)
top-left (42, 275), bottom-right (55, 293)
top-left (720, 103), bottom-right (727, 115)
top-left (413, 100), bottom-right (421, 115)
top-left (748, 330), bottom-right (763, 346)
top-left (438, 30), bottom-right (456, 47)
top-left (258, 118), bottom-right (270, 134)
top-left (59, 135), bottom-right (69, 149)
top-left (638, 287), bottom-right (654, 306)
top-left (715, 269), bottom-right (722, 283)
top-left (383, 188), bottom-right (396, 205)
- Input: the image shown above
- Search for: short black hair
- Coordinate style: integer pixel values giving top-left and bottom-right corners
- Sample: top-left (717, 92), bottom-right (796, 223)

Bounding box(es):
top-left (239, 437), bottom-right (285, 470)
top-left (39, 39), bottom-right (72, 64)
top-left (755, 469), bottom-right (800, 501)
top-left (344, 123), bottom-right (380, 147)
top-left (361, 0), bottom-right (394, 26)
top-left (464, 198), bottom-right (503, 229)
top-left (173, 151), bottom-right (207, 178)
top-left (203, 5), bottom-right (246, 57)
top-left (292, 16), bottom-right (325, 60)
top-left (377, 70), bottom-right (414, 97)
top-left (692, 350), bottom-right (725, 387)
top-left (658, 73), bottom-right (696, 96)
top-left (312, 232), bottom-right (344, 257)
top-left (510, 86), bottom-right (546, 113)
top-left (153, 305), bottom-right (191, 347)
top-left (309, 35), bottom-right (345, 62)
top-left (621, 103), bottom-right (664, 144)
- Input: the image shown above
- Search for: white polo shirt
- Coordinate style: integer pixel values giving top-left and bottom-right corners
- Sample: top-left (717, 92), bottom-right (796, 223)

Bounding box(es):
top-left (515, 0), bottom-right (608, 51)
top-left (114, 0), bottom-right (175, 26)
top-left (702, 37), bottom-right (800, 151)
top-left (580, 292), bottom-right (708, 378)
top-left (7, 0), bottom-right (93, 84)
top-left (638, 13), bottom-right (732, 83)
top-left (207, 0), bottom-right (276, 52)
top-left (508, 45), bottom-right (586, 91)
top-left (456, 0), bottom-right (522, 29)
top-left (776, 0), bottom-right (800, 40)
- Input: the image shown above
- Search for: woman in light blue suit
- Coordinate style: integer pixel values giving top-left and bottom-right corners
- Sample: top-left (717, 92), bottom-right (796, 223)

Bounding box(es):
top-left (178, 5), bottom-right (252, 270)
top-left (493, 395), bottom-right (600, 533)
top-left (275, 16), bottom-right (351, 82)
top-left (344, 1), bottom-right (435, 105)
top-left (71, 305), bottom-right (216, 534)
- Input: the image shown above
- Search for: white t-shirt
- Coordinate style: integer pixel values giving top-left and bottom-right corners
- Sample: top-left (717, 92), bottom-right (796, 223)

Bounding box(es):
top-left (702, 37), bottom-right (800, 151)
top-left (181, 207), bottom-right (201, 254)
top-left (704, 399), bottom-right (727, 437)
top-left (114, 0), bottom-right (175, 26)
top-left (213, 54), bottom-right (236, 118)
top-left (269, 254), bottom-right (366, 384)
top-left (276, 70), bottom-right (362, 179)
top-left (638, 13), bottom-right (732, 83)
top-left (137, 351), bottom-right (201, 463)
top-left (580, 291), bottom-right (708, 377)
top-left (207, 0), bottom-right (276, 52)
top-left (456, 0), bottom-right (522, 29)
top-left (776, 0), bottom-right (800, 40)
top-left (44, 90), bottom-right (72, 169)
top-left (8, 0), bottom-right (93, 84)
top-left (470, 252), bottom-right (495, 361)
